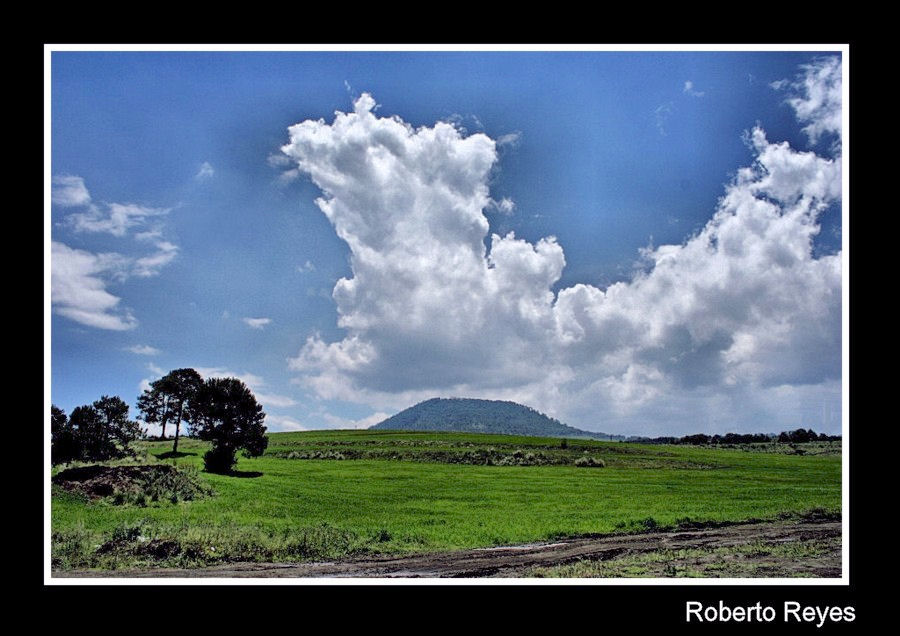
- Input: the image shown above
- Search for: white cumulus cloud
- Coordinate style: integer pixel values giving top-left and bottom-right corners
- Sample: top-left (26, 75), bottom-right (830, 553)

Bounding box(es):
top-left (774, 56), bottom-right (842, 147)
top-left (280, 73), bottom-right (842, 433)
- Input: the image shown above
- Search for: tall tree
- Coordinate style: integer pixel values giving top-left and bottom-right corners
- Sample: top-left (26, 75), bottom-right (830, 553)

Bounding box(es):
top-left (93, 395), bottom-right (141, 454)
top-left (136, 386), bottom-right (173, 440)
top-left (137, 368), bottom-right (203, 453)
top-left (160, 368), bottom-right (203, 453)
top-left (192, 377), bottom-right (268, 473)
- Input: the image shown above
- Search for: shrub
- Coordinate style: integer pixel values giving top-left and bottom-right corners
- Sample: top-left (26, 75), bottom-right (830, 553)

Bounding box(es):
top-left (204, 445), bottom-right (238, 474)
top-left (574, 456), bottom-right (606, 468)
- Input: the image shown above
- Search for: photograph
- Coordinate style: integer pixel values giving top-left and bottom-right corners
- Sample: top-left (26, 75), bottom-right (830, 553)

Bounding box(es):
top-left (46, 45), bottom-right (847, 595)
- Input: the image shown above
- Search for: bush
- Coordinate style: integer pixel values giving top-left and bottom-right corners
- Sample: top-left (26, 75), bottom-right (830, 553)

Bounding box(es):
top-left (204, 445), bottom-right (238, 474)
top-left (574, 456), bottom-right (606, 468)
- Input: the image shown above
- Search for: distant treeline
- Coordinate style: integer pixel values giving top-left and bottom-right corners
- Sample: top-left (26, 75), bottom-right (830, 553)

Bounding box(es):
top-left (626, 428), bottom-right (841, 445)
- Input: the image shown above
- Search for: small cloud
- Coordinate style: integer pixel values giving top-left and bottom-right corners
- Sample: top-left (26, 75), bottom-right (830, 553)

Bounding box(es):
top-left (221, 310), bottom-right (230, 320)
top-left (488, 197), bottom-right (516, 215)
top-left (444, 113), bottom-right (467, 135)
top-left (496, 132), bottom-right (522, 148)
top-left (125, 344), bottom-right (160, 356)
top-left (194, 367), bottom-right (265, 390)
top-left (255, 392), bottom-right (298, 408)
top-left (67, 201), bottom-right (171, 237)
top-left (243, 317), bottom-right (272, 330)
top-left (52, 174), bottom-right (91, 207)
top-left (195, 162), bottom-right (215, 180)
top-left (773, 56), bottom-right (842, 148)
top-left (297, 260), bottom-right (316, 273)
top-left (323, 412), bottom-right (390, 430)
top-left (131, 241), bottom-right (178, 277)
top-left (265, 414), bottom-right (308, 432)
top-left (683, 80), bottom-right (705, 97)
top-left (306, 287), bottom-right (332, 299)
top-left (134, 229), bottom-right (163, 242)
top-left (654, 102), bottom-right (673, 136)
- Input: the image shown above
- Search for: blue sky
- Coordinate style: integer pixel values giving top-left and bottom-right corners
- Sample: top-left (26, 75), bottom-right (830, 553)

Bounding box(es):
top-left (49, 48), bottom-right (844, 436)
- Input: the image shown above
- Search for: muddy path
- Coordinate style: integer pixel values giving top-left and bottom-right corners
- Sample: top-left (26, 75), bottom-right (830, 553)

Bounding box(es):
top-left (55, 518), bottom-right (841, 579)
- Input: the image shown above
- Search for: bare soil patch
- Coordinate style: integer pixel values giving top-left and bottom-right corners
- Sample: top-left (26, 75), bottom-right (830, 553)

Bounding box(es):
top-left (54, 518), bottom-right (840, 578)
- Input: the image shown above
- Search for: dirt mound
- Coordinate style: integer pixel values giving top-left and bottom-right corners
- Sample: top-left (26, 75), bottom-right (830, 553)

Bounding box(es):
top-left (53, 464), bottom-right (212, 503)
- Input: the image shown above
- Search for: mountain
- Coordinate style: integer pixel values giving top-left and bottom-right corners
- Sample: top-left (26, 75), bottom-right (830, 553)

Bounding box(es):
top-left (371, 397), bottom-right (623, 440)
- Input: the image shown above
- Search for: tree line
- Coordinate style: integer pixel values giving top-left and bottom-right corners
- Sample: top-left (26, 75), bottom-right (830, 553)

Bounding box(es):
top-left (626, 428), bottom-right (840, 445)
top-left (51, 368), bottom-right (268, 474)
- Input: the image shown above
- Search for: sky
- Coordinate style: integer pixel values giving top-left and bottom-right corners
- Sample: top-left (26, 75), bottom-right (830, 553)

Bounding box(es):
top-left (48, 47), bottom-right (845, 437)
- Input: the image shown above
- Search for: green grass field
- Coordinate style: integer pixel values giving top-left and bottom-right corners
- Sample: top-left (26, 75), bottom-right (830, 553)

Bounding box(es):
top-left (51, 430), bottom-right (841, 570)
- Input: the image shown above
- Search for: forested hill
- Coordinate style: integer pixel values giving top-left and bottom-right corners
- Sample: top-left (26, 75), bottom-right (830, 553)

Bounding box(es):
top-left (371, 398), bottom-right (623, 440)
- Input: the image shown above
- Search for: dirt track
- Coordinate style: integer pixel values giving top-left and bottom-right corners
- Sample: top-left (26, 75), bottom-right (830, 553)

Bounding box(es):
top-left (54, 518), bottom-right (841, 579)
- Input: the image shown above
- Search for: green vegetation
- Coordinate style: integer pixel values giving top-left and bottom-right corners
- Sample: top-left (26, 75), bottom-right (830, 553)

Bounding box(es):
top-left (51, 429), bottom-right (841, 571)
top-left (191, 377), bottom-right (268, 473)
top-left (526, 535), bottom-right (841, 578)
top-left (371, 397), bottom-right (623, 439)
top-left (137, 367), bottom-right (203, 454)
top-left (51, 397), bottom-right (141, 464)
top-left (53, 464), bottom-right (214, 507)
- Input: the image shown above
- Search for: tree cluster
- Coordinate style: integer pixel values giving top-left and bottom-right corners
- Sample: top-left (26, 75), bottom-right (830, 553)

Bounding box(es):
top-left (136, 369), bottom-right (268, 473)
top-left (52, 368), bottom-right (269, 474)
top-left (627, 428), bottom-right (840, 445)
top-left (777, 428), bottom-right (838, 444)
top-left (51, 396), bottom-right (141, 464)
top-left (136, 368), bottom-right (203, 453)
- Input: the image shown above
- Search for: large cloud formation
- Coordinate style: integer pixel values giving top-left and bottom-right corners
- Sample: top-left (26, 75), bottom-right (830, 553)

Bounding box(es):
top-left (283, 58), bottom-right (843, 433)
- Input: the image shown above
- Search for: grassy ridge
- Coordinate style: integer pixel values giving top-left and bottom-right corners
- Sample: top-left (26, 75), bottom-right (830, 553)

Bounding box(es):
top-left (51, 430), bottom-right (841, 570)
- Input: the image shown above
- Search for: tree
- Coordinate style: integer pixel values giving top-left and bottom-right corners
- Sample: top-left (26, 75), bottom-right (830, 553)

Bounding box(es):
top-left (53, 397), bottom-right (141, 464)
top-left (93, 395), bottom-right (142, 454)
top-left (51, 405), bottom-right (79, 465)
top-left (191, 377), bottom-right (268, 473)
top-left (136, 387), bottom-right (172, 440)
top-left (137, 368), bottom-right (203, 453)
top-left (68, 405), bottom-right (116, 461)
top-left (160, 368), bottom-right (203, 454)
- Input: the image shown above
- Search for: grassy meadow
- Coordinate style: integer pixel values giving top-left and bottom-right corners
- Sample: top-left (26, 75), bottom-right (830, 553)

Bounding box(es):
top-left (51, 430), bottom-right (841, 571)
